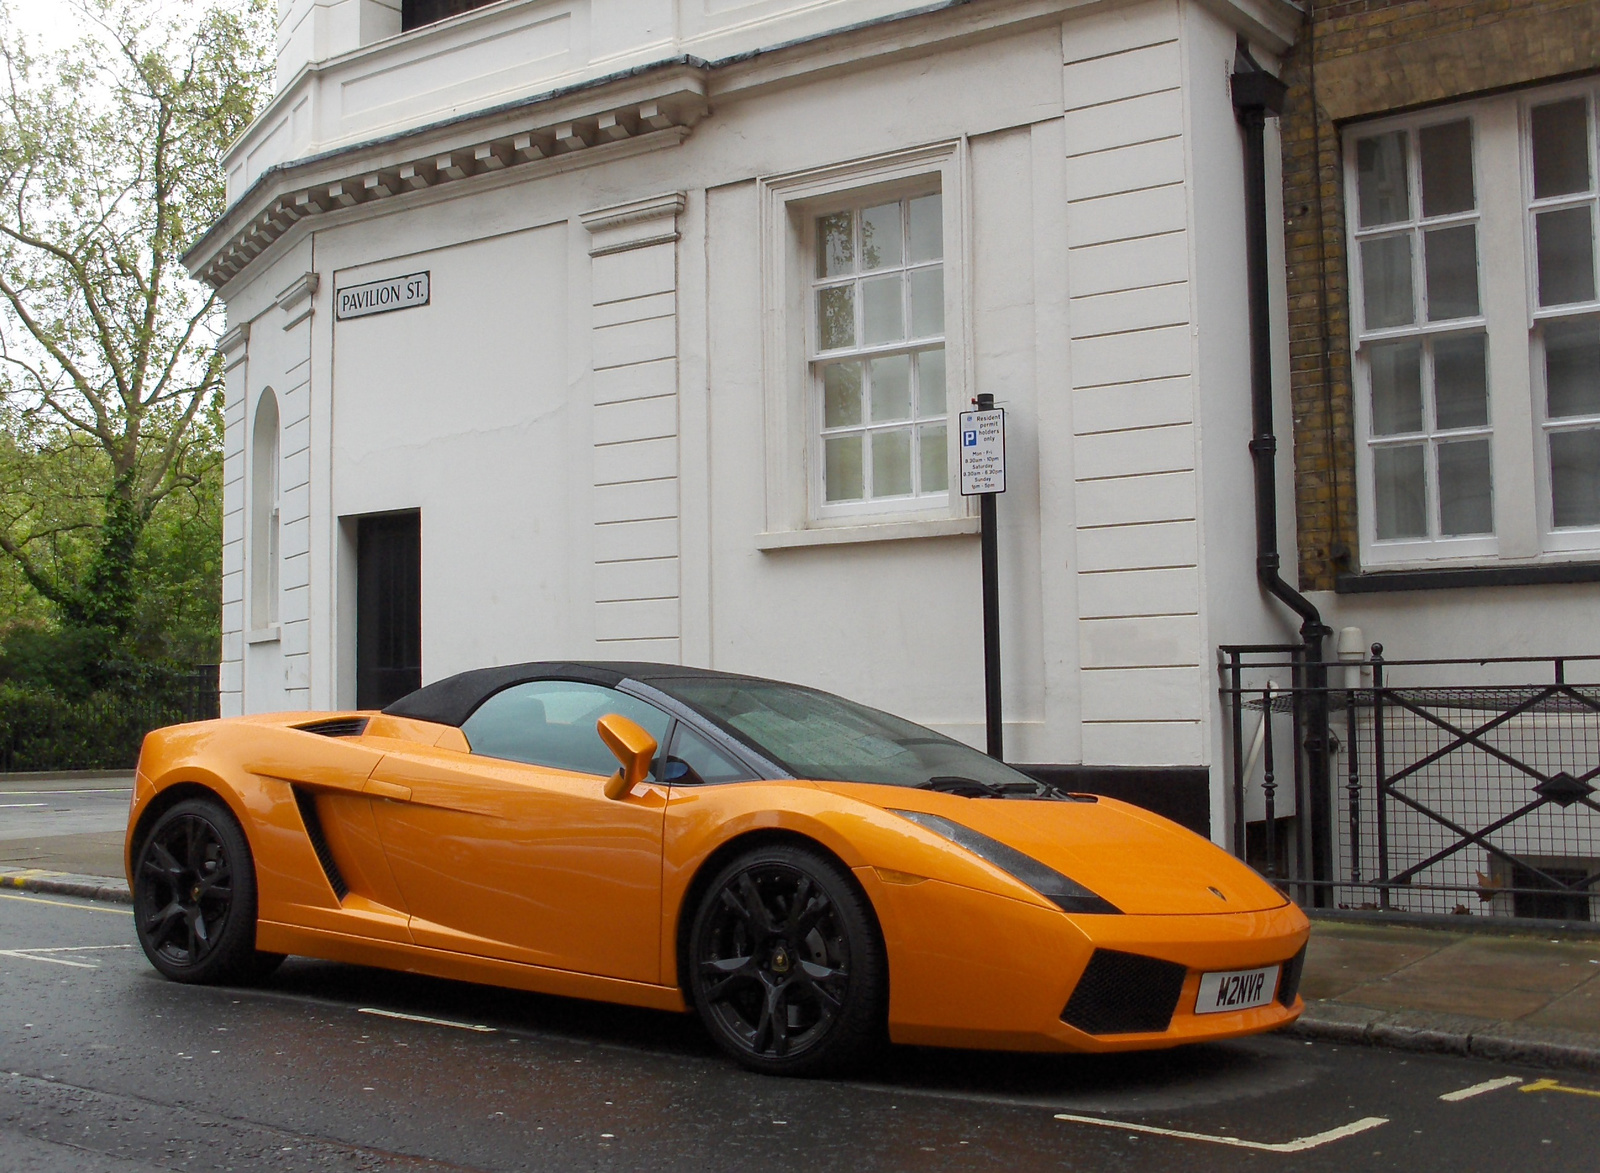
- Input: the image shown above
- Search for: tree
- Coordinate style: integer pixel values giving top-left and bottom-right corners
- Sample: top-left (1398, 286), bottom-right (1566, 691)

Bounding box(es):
top-left (0, 0), bottom-right (270, 668)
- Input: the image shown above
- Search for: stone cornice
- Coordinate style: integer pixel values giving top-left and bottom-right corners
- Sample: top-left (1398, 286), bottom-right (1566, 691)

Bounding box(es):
top-left (580, 192), bottom-right (687, 256)
top-left (184, 63), bottom-right (710, 289)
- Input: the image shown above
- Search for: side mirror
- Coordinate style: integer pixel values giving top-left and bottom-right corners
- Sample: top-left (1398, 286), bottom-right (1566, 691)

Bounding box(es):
top-left (597, 713), bottom-right (658, 800)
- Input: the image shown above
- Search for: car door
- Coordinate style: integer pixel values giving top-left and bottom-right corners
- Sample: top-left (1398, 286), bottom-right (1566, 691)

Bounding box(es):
top-left (365, 680), bottom-right (673, 984)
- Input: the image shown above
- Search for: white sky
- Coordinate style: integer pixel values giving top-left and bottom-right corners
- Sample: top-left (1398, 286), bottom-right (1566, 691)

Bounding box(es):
top-left (5, 0), bottom-right (82, 52)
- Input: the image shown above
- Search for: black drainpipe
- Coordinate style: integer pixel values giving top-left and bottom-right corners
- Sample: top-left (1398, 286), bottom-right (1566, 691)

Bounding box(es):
top-left (1231, 43), bottom-right (1334, 905)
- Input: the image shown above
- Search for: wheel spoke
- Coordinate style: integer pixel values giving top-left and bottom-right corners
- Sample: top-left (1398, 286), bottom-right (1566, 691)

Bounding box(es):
top-left (148, 840), bottom-right (184, 879)
top-left (791, 888), bottom-right (832, 937)
top-left (196, 866), bottom-right (232, 899)
top-left (734, 874), bottom-right (775, 934)
top-left (144, 900), bottom-right (184, 942)
top-left (766, 985), bottom-right (790, 1056)
top-left (699, 956), bottom-right (757, 1003)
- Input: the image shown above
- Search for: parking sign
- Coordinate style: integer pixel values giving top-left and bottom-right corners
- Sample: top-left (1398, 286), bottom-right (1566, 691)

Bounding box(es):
top-left (958, 407), bottom-right (1006, 495)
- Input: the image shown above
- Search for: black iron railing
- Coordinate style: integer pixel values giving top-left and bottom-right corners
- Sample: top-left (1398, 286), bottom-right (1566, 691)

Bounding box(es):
top-left (1220, 646), bottom-right (1600, 920)
top-left (0, 667), bottom-right (220, 773)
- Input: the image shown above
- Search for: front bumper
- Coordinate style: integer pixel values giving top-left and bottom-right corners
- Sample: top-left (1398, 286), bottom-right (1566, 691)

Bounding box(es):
top-left (856, 869), bottom-right (1310, 1053)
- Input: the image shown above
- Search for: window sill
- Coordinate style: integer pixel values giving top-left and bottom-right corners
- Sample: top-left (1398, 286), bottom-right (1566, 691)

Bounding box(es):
top-left (245, 624), bottom-right (281, 644)
top-left (1336, 563), bottom-right (1600, 593)
top-left (756, 515), bottom-right (979, 551)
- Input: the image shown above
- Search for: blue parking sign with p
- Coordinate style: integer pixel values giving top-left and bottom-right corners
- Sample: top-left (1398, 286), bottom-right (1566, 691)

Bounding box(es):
top-left (963, 430), bottom-right (978, 447)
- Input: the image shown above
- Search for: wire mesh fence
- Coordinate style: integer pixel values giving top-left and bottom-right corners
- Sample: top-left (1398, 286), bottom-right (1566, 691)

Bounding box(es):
top-left (1221, 646), bottom-right (1600, 922)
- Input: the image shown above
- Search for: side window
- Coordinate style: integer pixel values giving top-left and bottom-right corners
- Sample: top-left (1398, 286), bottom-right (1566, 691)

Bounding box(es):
top-left (462, 681), bottom-right (672, 777)
top-left (664, 724), bottom-right (757, 785)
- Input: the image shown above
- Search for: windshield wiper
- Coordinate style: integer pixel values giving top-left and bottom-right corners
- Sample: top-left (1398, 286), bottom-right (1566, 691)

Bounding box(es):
top-left (919, 776), bottom-right (1089, 801)
top-left (919, 776), bottom-right (1006, 798)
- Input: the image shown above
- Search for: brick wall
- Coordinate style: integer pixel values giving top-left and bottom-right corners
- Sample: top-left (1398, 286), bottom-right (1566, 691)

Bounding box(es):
top-left (1278, 0), bottom-right (1600, 589)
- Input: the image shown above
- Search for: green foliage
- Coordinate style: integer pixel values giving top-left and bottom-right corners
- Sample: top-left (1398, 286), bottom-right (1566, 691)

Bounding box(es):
top-left (0, 0), bottom-right (271, 682)
top-left (0, 671), bottom-right (215, 770)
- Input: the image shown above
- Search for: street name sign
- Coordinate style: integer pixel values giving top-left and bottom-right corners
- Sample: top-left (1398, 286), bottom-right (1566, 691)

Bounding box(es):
top-left (336, 271), bottom-right (430, 320)
top-left (959, 406), bottom-right (1006, 495)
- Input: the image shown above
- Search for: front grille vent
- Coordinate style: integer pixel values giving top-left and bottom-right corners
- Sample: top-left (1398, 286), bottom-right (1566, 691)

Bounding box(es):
top-left (291, 787), bottom-right (350, 900)
top-left (1277, 945), bottom-right (1308, 1007)
top-left (1061, 949), bottom-right (1188, 1035)
top-left (295, 717), bottom-right (370, 738)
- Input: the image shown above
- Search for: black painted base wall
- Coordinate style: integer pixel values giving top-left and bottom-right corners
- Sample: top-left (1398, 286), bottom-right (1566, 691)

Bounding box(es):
top-left (1013, 765), bottom-right (1212, 838)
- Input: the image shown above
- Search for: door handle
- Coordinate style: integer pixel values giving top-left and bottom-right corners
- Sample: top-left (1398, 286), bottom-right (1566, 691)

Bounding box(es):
top-left (366, 779), bottom-right (412, 802)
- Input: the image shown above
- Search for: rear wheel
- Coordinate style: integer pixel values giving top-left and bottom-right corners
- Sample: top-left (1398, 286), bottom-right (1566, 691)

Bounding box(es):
top-left (688, 844), bottom-right (885, 1076)
top-left (133, 797), bottom-right (283, 985)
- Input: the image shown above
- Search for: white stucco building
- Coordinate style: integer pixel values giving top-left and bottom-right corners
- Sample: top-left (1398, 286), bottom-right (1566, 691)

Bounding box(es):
top-left (190, 0), bottom-right (1309, 836)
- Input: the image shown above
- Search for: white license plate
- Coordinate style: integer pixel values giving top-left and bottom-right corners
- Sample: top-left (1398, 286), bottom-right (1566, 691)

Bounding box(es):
top-left (1195, 965), bottom-right (1281, 1014)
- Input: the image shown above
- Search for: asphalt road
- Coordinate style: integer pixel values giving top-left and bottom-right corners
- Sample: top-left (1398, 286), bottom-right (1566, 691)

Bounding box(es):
top-left (0, 786), bottom-right (132, 840)
top-left (2, 889), bottom-right (1598, 1172)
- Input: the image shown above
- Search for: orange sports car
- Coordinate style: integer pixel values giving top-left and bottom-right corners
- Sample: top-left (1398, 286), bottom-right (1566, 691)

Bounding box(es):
top-left (126, 662), bottom-right (1309, 1075)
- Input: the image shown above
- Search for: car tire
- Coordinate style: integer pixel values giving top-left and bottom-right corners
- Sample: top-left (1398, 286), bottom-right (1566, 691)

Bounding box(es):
top-left (688, 843), bottom-right (886, 1077)
top-left (133, 797), bottom-right (284, 985)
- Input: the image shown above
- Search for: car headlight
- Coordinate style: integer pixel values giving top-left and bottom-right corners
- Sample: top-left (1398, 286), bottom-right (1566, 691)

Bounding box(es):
top-left (888, 809), bottom-right (1121, 914)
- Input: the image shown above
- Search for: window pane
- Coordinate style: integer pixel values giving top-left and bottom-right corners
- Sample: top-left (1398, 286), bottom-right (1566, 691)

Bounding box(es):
top-left (1437, 439), bottom-right (1493, 536)
top-left (861, 275), bottom-right (904, 344)
top-left (1369, 340), bottom-right (1423, 434)
top-left (1357, 131), bottom-right (1410, 226)
top-left (817, 285), bottom-right (854, 349)
top-left (919, 423), bottom-right (948, 492)
top-left (824, 435), bottom-right (863, 501)
top-left (861, 203), bottom-right (903, 270)
top-left (1433, 333), bottom-right (1489, 429)
top-left (917, 347), bottom-right (946, 416)
top-left (1545, 317), bottom-right (1600, 418)
top-left (1419, 120), bottom-right (1474, 217)
top-left (870, 428), bottom-right (912, 497)
top-left (1374, 445), bottom-right (1427, 539)
top-left (908, 194), bottom-right (942, 262)
top-left (1361, 235), bottom-right (1415, 328)
top-left (823, 363), bottom-right (862, 428)
top-left (817, 211), bottom-right (853, 278)
top-left (869, 354), bottom-right (911, 421)
top-left (666, 725), bottom-right (754, 785)
top-left (1532, 98), bottom-right (1592, 200)
top-left (462, 681), bottom-right (671, 776)
top-left (1536, 206), bottom-right (1597, 305)
top-left (1424, 225), bottom-right (1479, 319)
top-left (909, 268), bottom-right (944, 337)
top-left (1551, 429), bottom-right (1600, 528)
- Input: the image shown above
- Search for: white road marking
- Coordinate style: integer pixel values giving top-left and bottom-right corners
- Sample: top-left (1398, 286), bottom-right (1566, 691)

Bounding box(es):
top-left (0, 892), bottom-right (132, 915)
top-left (1440, 1076), bottom-right (1523, 1101)
top-left (357, 1007), bottom-right (496, 1032)
top-left (0, 948), bottom-right (98, 969)
top-left (0, 789), bottom-right (132, 795)
top-left (8, 945), bottom-right (133, 954)
top-left (0, 803), bottom-right (48, 808)
top-left (1053, 1112), bottom-right (1389, 1153)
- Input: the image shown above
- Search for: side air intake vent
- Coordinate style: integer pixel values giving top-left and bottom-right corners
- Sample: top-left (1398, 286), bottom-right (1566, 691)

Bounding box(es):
top-left (1277, 944), bottom-right (1307, 1007)
top-left (1061, 949), bottom-right (1188, 1035)
top-left (295, 717), bottom-right (370, 738)
top-left (291, 787), bottom-right (349, 900)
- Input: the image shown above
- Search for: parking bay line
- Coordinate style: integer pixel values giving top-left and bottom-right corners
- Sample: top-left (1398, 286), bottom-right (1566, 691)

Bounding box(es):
top-left (0, 948), bottom-right (99, 969)
top-left (357, 1007), bottom-right (496, 1032)
top-left (0, 892), bottom-right (132, 915)
top-left (1521, 1078), bottom-right (1600, 1100)
top-left (1053, 1112), bottom-right (1388, 1153)
top-left (1440, 1076), bottom-right (1523, 1101)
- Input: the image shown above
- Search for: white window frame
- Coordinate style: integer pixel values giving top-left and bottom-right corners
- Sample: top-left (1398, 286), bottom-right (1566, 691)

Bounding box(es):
top-left (758, 141), bottom-right (972, 542)
top-left (1345, 81), bottom-right (1600, 571)
top-left (1524, 81), bottom-right (1600, 554)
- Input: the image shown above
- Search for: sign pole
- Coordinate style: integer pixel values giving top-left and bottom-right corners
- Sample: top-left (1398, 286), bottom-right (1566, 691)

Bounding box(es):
top-left (961, 393), bottom-right (1006, 760)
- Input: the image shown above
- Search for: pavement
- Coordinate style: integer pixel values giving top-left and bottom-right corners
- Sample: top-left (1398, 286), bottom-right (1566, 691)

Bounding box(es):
top-left (5, 770), bottom-right (1600, 1074)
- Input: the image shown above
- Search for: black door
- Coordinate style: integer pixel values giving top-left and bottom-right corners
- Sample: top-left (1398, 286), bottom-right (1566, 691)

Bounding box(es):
top-left (357, 512), bottom-right (421, 709)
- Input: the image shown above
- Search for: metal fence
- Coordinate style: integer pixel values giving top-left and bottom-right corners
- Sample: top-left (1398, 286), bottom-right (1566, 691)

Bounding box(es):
top-left (1220, 645), bottom-right (1600, 921)
top-left (0, 667), bottom-right (220, 773)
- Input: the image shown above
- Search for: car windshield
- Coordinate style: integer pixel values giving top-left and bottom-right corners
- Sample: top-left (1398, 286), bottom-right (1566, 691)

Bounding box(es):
top-left (664, 678), bottom-right (1043, 790)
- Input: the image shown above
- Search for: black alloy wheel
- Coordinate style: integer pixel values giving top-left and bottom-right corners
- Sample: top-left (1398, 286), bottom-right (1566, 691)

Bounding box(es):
top-left (133, 798), bottom-right (283, 985)
top-left (688, 844), bottom-right (885, 1076)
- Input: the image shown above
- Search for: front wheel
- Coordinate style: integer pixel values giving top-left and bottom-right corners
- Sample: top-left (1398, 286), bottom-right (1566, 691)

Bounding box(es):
top-left (687, 844), bottom-right (885, 1076)
top-left (133, 797), bottom-right (283, 985)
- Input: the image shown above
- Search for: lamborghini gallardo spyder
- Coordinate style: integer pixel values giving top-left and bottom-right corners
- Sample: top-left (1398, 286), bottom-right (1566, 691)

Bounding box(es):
top-left (126, 661), bottom-right (1309, 1075)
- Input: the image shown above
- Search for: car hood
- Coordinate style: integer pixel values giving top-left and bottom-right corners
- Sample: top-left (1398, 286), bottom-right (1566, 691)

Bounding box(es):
top-left (814, 782), bottom-right (1288, 916)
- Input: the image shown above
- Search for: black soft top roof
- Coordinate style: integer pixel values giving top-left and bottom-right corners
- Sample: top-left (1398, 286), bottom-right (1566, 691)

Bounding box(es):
top-left (382, 661), bottom-right (765, 728)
